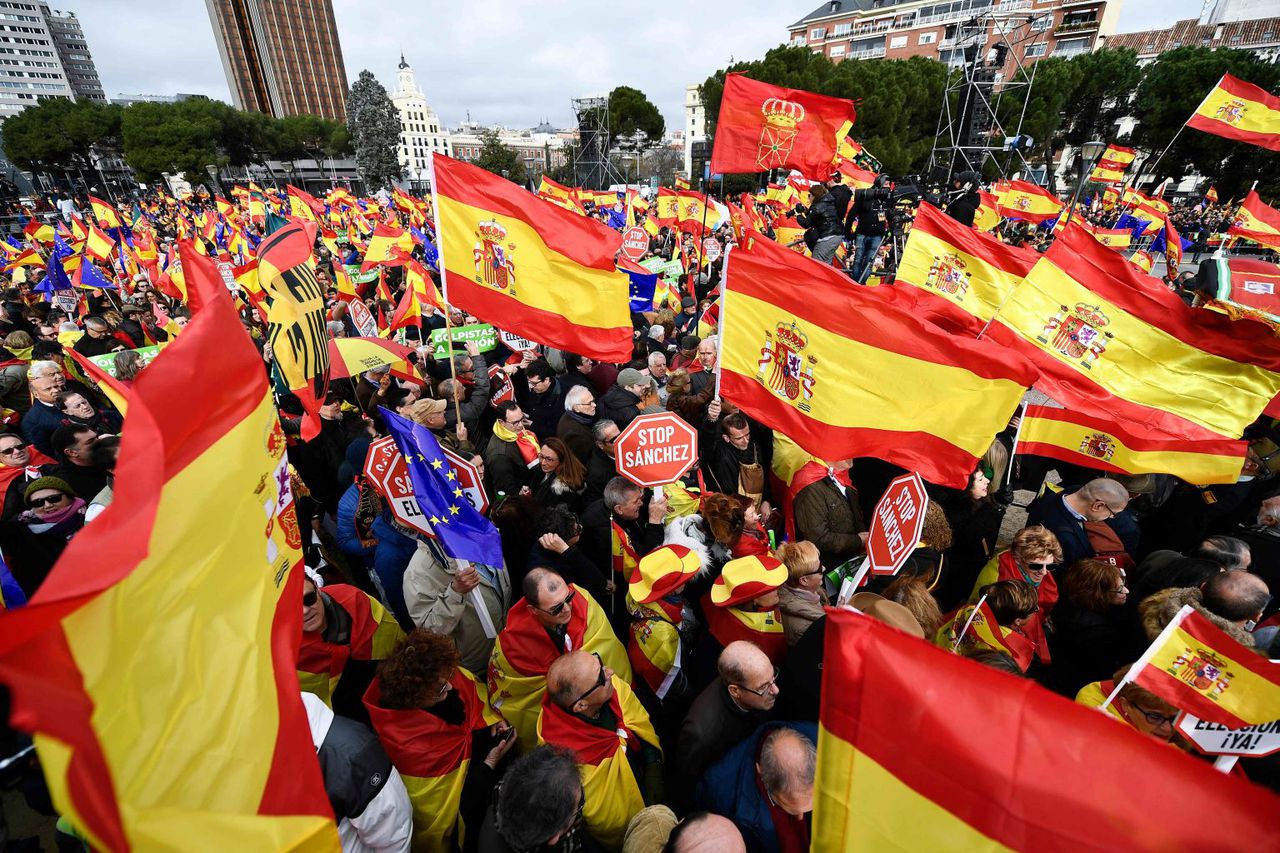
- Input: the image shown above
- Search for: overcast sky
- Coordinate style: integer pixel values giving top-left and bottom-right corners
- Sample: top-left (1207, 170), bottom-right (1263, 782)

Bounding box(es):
top-left (74, 0), bottom-right (1205, 130)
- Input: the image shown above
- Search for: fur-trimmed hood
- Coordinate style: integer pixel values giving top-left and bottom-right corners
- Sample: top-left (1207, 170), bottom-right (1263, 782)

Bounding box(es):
top-left (663, 513), bottom-right (731, 579)
top-left (1139, 586), bottom-right (1257, 649)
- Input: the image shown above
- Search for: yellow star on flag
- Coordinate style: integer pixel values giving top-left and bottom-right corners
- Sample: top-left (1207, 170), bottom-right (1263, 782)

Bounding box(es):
top-left (429, 516), bottom-right (441, 524)
top-left (431, 459), bottom-right (444, 469)
top-left (453, 487), bottom-right (463, 498)
top-left (446, 470), bottom-right (457, 481)
top-left (449, 505), bottom-right (461, 516)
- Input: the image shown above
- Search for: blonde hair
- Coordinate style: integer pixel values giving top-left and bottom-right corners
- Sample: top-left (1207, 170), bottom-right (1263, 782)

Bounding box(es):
top-left (1010, 525), bottom-right (1062, 565)
top-left (982, 440), bottom-right (1009, 493)
top-left (777, 540), bottom-right (820, 581)
top-left (882, 575), bottom-right (943, 635)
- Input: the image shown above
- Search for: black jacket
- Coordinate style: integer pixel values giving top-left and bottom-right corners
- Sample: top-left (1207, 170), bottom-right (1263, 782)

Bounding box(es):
top-left (795, 192), bottom-right (843, 241)
top-left (599, 384), bottom-right (642, 430)
top-left (847, 187), bottom-right (892, 237)
top-left (946, 189), bottom-right (981, 227)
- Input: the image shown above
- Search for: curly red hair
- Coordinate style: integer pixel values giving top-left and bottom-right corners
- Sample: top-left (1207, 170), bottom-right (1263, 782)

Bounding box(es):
top-left (377, 629), bottom-right (459, 710)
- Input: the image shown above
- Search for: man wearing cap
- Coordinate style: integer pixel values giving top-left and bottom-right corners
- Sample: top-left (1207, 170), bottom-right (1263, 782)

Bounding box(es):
top-left (703, 555), bottom-right (789, 665)
top-left (793, 458), bottom-right (867, 572)
top-left (674, 298), bottom-right (700, 337)
top-left (537, 650), bottom-right (662, 851)
top-left (408, 396), bottom-right (472, 454)
top-left (672, 640), bottom-right (779, 814)
top-left (488, 567), bottom-right (631, 751)
top-left (600, 368), bottom-right (649, 430)
top-left (626, 545), bottom-right (701, 706)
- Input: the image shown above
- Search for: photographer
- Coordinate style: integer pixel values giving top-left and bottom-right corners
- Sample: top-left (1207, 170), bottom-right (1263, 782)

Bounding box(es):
top-left (846, 175), bottom-right (914, 284)
top-left (794, 184), bottom-right (845, 263)
top-left (945, 171), bottom-right (983, 227)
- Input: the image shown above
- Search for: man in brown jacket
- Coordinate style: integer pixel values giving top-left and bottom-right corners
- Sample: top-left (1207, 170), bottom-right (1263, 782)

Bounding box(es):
top-left (793, 459), bottom-right (867, 571)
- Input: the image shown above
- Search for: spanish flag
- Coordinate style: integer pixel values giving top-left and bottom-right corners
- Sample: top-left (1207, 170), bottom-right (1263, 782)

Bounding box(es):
top-left (1128, 604), bottom-right (1280, 727)
top-left (1086, 144), bottom-right (1135, 184)
top-left (432, 153), bottom-right (633, 362)
top-left (364, 669), bottom-right (499, 852)
top-left (933, 598), bottom-right (1034, 671)
top-left (653, 187), bottom-right (679, 225)
top-left (536, 675), bottom-right (660, 851)
top-left (297, 583), bottom-right (405, 705)
top-left (834, 159), bottom-right (876, 189)
top-left (710, 73), bottom-right (857, 180)
top-left (771, 215), bottom-right (806, 250)
top-left (674, 176), bottom-right (690, 190)
top-left (1016, 404), bottom-right (1246, 486)
top-left (1187, 73), bottom-right (1280, 152)
top-left (1091, 226), bottom-right (1131, 250)
top-left (0, 247), bottom-right (338, 850)
top-left (974, 190), bottom-right (1000, 232)
top-left (894, 202), bottom-right (1038, 336)
top-left (720, 233), bottom-right (1036, 489)
top-left (88, 195), bottom-right (122, 229)
top-left (676, 190), bottom-right (722, 234)
top-left (993, 179), bottom-right (1062, 224)
top-left (1129, 248), bottom-right (1154, 274)
top-left (815, 610), bottom-right (1280, 851)
top-left (328, 336), bottom-right (418, 382)
top-left (361, 223), bottom-right (413, 271)
top-left (65, 347), bottom-right (130, 416)
top-left (1227, 190), bottom-right (1280, 252)
top-left (487, 585), bottom-right (632, 750)
top-left (989, 222), bottom-right (1280, 439)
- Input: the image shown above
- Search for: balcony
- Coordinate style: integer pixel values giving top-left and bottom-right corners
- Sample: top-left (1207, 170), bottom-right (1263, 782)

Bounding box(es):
top-left (1055, 18), bottom-right (1099, 35)
top-left (847, 47), bottom-right (887, 59)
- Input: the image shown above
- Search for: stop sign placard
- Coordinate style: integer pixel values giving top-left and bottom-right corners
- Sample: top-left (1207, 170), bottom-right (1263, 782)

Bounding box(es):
top-left (867, 472), bottom-right (929, 575)
top-left (703, 237), bottom-right (722, 263)
top-left (621, 226), bottom-right (650, 261)
top-left (614, 412), bottom-right (698, 488)
top-left (363, 436), bottom-right (490, 536)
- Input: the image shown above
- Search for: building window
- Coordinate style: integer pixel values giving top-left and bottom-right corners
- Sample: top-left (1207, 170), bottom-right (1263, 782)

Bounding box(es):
top-left (810, 27), bottom-right (826, 39)
top-left (791, 35), bottom-right (806, 46)
top-left (832, 23), bottom-right (852, 36)
top-left (830, 45), bottom-right (846, 56)
top-left (919, 32), bottom-right (937, 45)
top-left (890, 35), bottom-right (907, 48)
top-left (1026, 42), bottom-right (1047, 57)
top-left (1031, 14), bottom-right (1052, 31)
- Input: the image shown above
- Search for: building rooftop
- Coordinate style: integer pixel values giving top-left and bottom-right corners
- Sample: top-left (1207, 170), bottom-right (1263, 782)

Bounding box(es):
top-left (790, 0), bottom-right (909, 28)
top-left (1107, 15), bottom-right (1280, 53)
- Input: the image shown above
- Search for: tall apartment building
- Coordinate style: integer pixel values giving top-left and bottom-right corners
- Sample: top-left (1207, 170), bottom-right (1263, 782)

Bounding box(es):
top-left (0, 1), bottom-right (74, 120)
top-left (786, 0), bottom-right (1119, 69)
top-left (390, 55), bottom-right (451, 182)
top-left (42, 6), bottom-right (102, 104)
top-left (204, 0), bottom-right (348, 122)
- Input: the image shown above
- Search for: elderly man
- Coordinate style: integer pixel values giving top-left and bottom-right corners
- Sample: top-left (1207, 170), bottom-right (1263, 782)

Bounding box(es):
top-left (488, 567), bottom-right (631, 750)
top-left (297, 574), bottom-right (406, 712)
top-left (1026, 478), bottom-right (1132, 566)
top-left (697, 724), bottom-right (817, 853)
top-left (668, 814), bottom-right (748, 853)
top-left (408, 397), bottom-right (472, 454)
top-left (474, 746), bottom-right (592, 852)
top-left (557, 385), bottom-right (597, 464)
top-left (672, 640), bottom-right (779, 813)
top-left (647, 352), bottom-right (671, 403)
top-left (0, 432), bottom-right (52, 498)
top-left (538, 650), bottom-right (662, 850)
top-left (688, 336), bottom-right (718, 397)
top-left (581, 476), bottom-right (667, 616)
top-left (22, 361), bottom-right (77, 457)
top-left (441, 344), bottom-right (490, 438)
top-left (793, 458), bottom-right (866, 571)
top-left (71, 316), bottom-right (119, 357)
top-left (600, 367), bottom-right (649, 430)
top-left (583, 418), bottom-right (620, 504)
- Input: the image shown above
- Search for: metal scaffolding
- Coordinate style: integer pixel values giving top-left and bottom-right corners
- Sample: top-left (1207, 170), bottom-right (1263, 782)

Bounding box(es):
top-left (571, 95), bottom-right (625, 190)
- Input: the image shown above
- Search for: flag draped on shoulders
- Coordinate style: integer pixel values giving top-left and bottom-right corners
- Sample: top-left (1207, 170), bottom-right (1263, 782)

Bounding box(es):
top-left (989, 222), bottom-right (1280, 439)
top-left (0, 247), bottom-right (338, 851)
top-left (1186, 73), bottom-right (1280, 152)
top-left (814, 610), bottom-right (1280, 852)
top-left (297, 583), bottom-right (404, 706)
top-left (719, 233), bottom-right (1037, 488)
top-left (709, 73), bottom-right (857, 179)
top-left (432, 153), bottom-right (633, 362)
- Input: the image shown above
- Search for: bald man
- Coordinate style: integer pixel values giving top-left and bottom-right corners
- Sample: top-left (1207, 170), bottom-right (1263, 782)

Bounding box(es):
top-left (538, 650), bottom-right (662, 851)
top-left (1203, 570), bottom-right (1272, 633)
top-left (1027, 477), bottom-right (1133, 566)
top-left (668, 813), bottom-right (747, 853)
top-left (672, 640), bottom-right (778, 813)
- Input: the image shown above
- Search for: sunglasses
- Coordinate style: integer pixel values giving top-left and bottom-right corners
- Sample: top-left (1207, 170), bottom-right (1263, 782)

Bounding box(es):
top-left (572, 652), bottom-right (607, 707)
top-left (0, 443), bottom-right (27, 455)
top-left (302, 591), bottom-right (319, 607)
top-left (28, 493), bottom-right (68, 508)
top-left (538, 587), bottom-right (576, 617)
top-left (1027, 562), bottom-right (1062, 573)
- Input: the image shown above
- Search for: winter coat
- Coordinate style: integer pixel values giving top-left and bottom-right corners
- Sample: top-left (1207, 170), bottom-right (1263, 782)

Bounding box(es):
top-left (557, 411), bottom-right (596, 465)
top-left (670, 681), bottom-right (770, 814)
top-left (792, 477), bottom-right (865, 571)
top-left (1048, 599), bottom-right (1130, 697)
top-left (519, 379), bottom-right (564, 442)
top-left (599, 384), bottom-right (642, 430)
top-left (663, 513), bottom-right (732, 583)
top-left (484, 431), bottom-right (534, 498)
top-left (776, 584), bottom-right (829, 646)
top-left (402, 539), bottom-right (511, 676)
top-left (530, 469), bottom-right (584, 515)
top-left (1139, 586), bottom-right (1258, 650)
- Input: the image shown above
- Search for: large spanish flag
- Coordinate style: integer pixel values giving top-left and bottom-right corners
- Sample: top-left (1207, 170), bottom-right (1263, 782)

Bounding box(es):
top-left (1227, 190), bottom-right (1280, 252)
top-left (1130, 605), bottom-right (1280, 728)
top-left (990, 222), bottom-right (1280, 439)
top-left (432, 154), bottom-right (632, 362)
top-left (814, 610), bottom-right (1280, 851)
top-left (893, 202), bottom-right (1039, 335)
top-left (1187, 73), bottom-right (1280, 152)
top-left (709, 73), bottom-right (857, 179)
top-left (720, 233), bottom-right (1037, 489)
top-left (0, 247), bottom-right (338, 850)
top-left (993, 179), bottom-right (1062, 224)
top-left (1017, 404), bottom-right (1246, 485)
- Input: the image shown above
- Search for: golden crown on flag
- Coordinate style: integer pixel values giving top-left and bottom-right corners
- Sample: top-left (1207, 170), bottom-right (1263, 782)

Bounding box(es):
top-left (761, 98), bottom-right (805, 129)
top-left (774, 320), bottom-right (808, 350)
top-left (476, 220), bottom-right (507, 242)
top-left (1072, 303), bottom-right (1110, 328)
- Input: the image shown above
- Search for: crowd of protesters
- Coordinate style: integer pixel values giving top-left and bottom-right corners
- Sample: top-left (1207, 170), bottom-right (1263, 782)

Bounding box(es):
top-left (0, 173), bottom-right (1278, 852)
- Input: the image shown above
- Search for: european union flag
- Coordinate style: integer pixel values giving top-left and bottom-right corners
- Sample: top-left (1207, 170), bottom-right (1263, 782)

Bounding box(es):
top-left (1149, 227), bottom-right (1191, 258)
top-left (51, 232), bottom-right (74, 261)
top-left (40, 255), bottom-right (72, 293)
top-left (624, 266), bottom-right (658, 312)
top-left (1114, 213), bottom-right (1151, 239)
top-left (380, 407), bottom-right (505, 570)
top-left (75, 260), bottom-right (116, 290)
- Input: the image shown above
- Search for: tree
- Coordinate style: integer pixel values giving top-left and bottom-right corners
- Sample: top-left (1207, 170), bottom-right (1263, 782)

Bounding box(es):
top-left (3, 98), bottom-right (123, 174)
top-left (606, 86), bottom-right (665, 150)
top-left (346, 70), bottom-right (403, 191)
top-left (120, 99), bottom-right (226, 183)
top-left (1131, 46), bottom-right (1280, 197)
top-left (473, 128), bottom-right (527, 185)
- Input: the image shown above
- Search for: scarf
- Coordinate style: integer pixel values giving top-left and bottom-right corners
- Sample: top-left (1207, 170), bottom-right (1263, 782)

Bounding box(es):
top-left (566, 410), bottom-right (595, 426)
top-left (22, 497), bottom-right (86, 531)
top-left (493, 420), bottom-right (540, 467)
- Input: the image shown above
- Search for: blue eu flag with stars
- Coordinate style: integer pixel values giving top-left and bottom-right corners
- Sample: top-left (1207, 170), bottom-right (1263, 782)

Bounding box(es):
top-left (379, 407), bottom-right (505, 570)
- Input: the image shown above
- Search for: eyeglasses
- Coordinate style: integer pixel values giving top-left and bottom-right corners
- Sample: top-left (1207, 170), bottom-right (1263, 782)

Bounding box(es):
top-left (537, 587), bottom-right (576, 617)
top-left (733, 666), bottom-right (780, 697)
top-left (601, 434), bottom-right (618, 445)
top-left (1026, 562), bottom-right (1062, 573)
top-left (302, 590), bottom-right (319, 607)
top-left (433, 678), bottom-right (451, 699)
top-left (1130, 703), bottom-right (1177, 728)
top-left (0, 443), bottom-right (26, 455)
top-left (538, 453), bottom-right (559, 463)
top-left (28, 493), bottom-right (68, 508)
top-left (572, 652), bottom-right (608, 707)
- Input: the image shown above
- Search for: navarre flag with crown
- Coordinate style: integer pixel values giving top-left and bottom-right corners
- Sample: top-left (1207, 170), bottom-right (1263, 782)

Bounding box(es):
top-left (709, 73), bottom-right (857, 180)
top-left (1187, 73), bottom-right (1280, 152)
top-left (432, 154), bottom-right (632, 362)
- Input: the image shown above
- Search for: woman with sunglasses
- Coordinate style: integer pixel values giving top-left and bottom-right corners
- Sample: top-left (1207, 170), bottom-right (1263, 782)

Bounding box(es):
top-left (968, 524), bottom-right (1063, 669)
top-left (0, 476), bottom-right (85, 600)
top-left (364, 629), bottom-right (515, 852)
top-left (775, 541), bottom-right (827, 646)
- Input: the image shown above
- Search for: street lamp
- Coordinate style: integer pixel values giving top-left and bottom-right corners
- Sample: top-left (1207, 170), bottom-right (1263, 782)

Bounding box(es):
top-left (1063, 139), bottom-right (1106, 227)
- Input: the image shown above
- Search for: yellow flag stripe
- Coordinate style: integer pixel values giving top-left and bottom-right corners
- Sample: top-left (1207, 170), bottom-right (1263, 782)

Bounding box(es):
top-left (722, 289), bottom-right (1026, 456)
top-left (896, 228), bottom-right (1025, 323)
top-left (1196, 85), bottom-right (1280, 137)
top-left (1148, 625), bottom-right (1280, 723)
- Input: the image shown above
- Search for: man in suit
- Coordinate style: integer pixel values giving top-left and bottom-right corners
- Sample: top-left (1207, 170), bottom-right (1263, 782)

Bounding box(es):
top-left (1026, 478), bottom-right (1131, 566)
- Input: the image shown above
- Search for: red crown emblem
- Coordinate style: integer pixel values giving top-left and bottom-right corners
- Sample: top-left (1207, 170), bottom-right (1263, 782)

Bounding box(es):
top-left (476, 220), bottom-right (507, 242)
top-left (1072, 303), bottom-right (1109, 328)
top-left (774, 321), bottom-right (807, 350)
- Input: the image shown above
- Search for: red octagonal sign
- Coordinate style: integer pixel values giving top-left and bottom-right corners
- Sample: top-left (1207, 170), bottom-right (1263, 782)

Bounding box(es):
top-left (614, 412), bottom-right (698, 488)
top-left (867, 472), bottom-right (929, 576)
top-left (620, 226), bottom-right (650, 262)
top-left (363, 436), bottom-right (490, 538)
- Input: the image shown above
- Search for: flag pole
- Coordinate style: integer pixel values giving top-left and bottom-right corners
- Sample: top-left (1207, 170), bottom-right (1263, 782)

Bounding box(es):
top-left (713, 243), bottom-right (732, 401)
top-left (425, 152), bottom-right (464, 431)
top-left (951, 593), bottom-right (989, 652)
top-left (1006, 400), bottom-right (1029, 484)
top-left (1097, 604), bottom-right (1193, 712)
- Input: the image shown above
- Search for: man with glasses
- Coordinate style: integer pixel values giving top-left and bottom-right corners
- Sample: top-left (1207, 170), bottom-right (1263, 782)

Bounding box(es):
top-left (21, 361), bottom-right (78, 457)
top-left (486, 400), bottom-right (538, 497)
top-left (582, 419), bottom-right (620, 504)
top-left (516, 357), bottom-right (563, 442)
top-left (71, 316), bottom-right (121, 358)
top-left (672, 640), bottom-right (779, 814)
top-left (557, 385), bottom-right (598, 465)
top-left (0, 432), bottom-right (52, 502)
top-left (441, 342), bottom-right (490, 439)
top-left (1027, 477), bottom-right (1132, 566)
top-left (537, 650), bottom-right (662, 850)
top-left (489, 567), bottom-right (631, 751)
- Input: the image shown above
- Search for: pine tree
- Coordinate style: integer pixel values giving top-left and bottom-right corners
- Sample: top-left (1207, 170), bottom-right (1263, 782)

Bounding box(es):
top-left (345, 70), bottom-right (403, 191)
